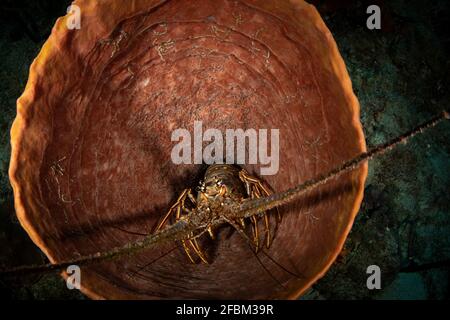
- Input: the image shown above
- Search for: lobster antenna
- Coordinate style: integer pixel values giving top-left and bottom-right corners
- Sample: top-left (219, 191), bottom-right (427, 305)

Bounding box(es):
top-left (236, 111), bottom-right (449, 218)
top-left (0, 111), bottom-right (447, 276)
top-left (0, 217), bottom-right (194, 276)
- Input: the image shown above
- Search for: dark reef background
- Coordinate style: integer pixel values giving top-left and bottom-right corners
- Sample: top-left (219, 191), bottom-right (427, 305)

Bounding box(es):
top-left (0, 0), bottom-right (449, 299)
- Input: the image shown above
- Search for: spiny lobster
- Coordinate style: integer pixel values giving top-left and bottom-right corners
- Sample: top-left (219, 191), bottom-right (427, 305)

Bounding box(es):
top-left (155, 164), bottom-right (280, 263)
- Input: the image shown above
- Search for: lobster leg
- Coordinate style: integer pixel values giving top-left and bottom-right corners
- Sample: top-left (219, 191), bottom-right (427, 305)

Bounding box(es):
top-left (250, 215), bottom-right (260, 252)
top-left (173, 200), bottom-right (198, 264)
top-left (157, 188), bottom-right (208, 264)
top-left (188, 237), bottom-right (209, 264)
top-left (176, 192), bottom-right (209, 264)
top-left (253, 188), bottom-right (271, 249)
top-left (263, 213), bottom-right (271, 249)
top-left (181, 240), bottom-right (196, 264)
top-left (239, 169), bottom-right (281, 222)
top-left (155, 188), bottom-right (190, 232)
top-left (239, 169), bottom-right (280, 249)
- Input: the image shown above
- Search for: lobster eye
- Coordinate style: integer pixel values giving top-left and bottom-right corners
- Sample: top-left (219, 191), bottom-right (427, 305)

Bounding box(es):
top-left (197, 181), bottom-right (205, 192)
